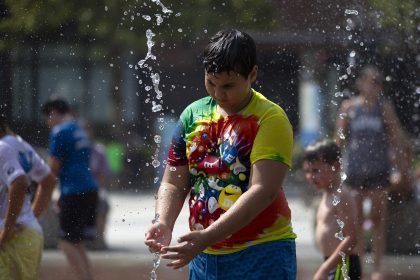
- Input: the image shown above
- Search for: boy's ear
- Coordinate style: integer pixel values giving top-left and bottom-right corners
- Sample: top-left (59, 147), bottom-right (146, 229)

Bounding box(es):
top-left (249, 65), bottom-right (258, 82)
top-left (333, 161), bottom-right (341, 171)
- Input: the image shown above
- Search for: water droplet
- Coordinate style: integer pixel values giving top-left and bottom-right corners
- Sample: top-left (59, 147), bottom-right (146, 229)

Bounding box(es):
top-left (152, 159), bottom-right (160, 168)
top-left (154, 135), bottom-right (161, 143)
top-left (337, 128), bottom-right (346, 140)
top-left (344, 9), bottom-right (358, 15)
top-left (169, 166), bottom-right (177, 171)
top-left (365, 255), bottom-right (374, 264)
top-left (332, 194), bottom-right (341, 206)
top-left (152, 103), bottom-right (162, 112)
top-left (337, 219), bottom-right (344, 228)
top-left (334, 231), bottom-right (345, 241)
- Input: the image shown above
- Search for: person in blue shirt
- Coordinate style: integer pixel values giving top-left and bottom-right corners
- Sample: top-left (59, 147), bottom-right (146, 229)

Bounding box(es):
top-left (41, 97), bottom-right (98, 280)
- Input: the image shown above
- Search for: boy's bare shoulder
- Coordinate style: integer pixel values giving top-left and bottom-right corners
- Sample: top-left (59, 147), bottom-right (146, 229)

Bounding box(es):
top-left (335, 187), bottom-right (357, 214)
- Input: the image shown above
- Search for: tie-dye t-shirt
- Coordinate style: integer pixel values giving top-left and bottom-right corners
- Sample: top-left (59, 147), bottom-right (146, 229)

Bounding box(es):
top-left (167, 89), bottom-right (296, 254)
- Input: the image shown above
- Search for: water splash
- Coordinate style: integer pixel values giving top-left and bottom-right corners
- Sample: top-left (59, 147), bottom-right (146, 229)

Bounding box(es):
top-left (154, 135), bottom-right (162, 143)
top-left (344, 9), bottom-right (359, 15)
top-left (332, 194), bottom-right (341, 206)
top-left (138, 29), bottom-right (156, 68)
top-left (338, 251), bottom-right (350, 280)
top-left (150, 213), bottom-right (161, 280)
top-left (151, 73), bottom-right (163, 99)
top-left (334, 219), bottom-right (345, 240)
top-left (337, 128), bottom-right (346, 140)
top-left (133, 3), bottom-right (175, 279)
top-left (151, 0), bottom-right (173, 14)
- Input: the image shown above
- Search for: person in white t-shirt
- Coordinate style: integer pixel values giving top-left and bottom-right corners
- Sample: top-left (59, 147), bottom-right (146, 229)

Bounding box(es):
top-left (0, 116), bottom-right (57, 279)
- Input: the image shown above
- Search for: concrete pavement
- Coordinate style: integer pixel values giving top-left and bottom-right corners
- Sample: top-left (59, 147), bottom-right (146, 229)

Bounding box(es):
top-left (39, 191), bottom-right (420, 279)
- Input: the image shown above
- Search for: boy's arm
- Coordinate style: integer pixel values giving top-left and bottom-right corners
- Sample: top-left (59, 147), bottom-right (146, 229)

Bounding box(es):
top-left (144, 164), bottom-right (191, 252)
top-left (155, 165), bottom-right (191, 230)
top-left (32, 173), bottom-right (57, 217)
top-left (202, 159), bottom-right (288, 245)
top-left (0, 175), bottom-right (28, 247)
top-left (48, 157), bottom-right (62, 177)
top-left (315, 191), bottom-right (358, 278)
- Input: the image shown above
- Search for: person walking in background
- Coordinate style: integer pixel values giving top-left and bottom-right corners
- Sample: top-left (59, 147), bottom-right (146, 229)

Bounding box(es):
top-left (0, 115), bottom-right (57, 279)
top-left (335, 65), bottom-right (402, 280)
top-left (303, 139), bottom-right (361, 280)
top-left (41, 98), bottom-right (98, 280)
top-left (83, 121), bottom-right (112, 251)
top-left (145, 29), bottom-right (296, 279)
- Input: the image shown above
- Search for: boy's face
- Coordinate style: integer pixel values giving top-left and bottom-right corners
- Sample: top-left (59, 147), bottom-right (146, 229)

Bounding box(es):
top-left (44, 110), bottom-right (61, 129)
top-left (302, 160), bottom-right (337, 191)
top-left (205, 66), bottom-right (257, 115)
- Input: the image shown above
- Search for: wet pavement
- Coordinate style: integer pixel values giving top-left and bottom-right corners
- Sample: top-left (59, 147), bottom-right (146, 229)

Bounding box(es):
top-left (39, 191), bottom-right (420, 279)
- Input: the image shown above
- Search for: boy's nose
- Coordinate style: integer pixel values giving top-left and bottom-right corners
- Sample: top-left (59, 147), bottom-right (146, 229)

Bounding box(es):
top-left (214, 89), bottom-right (226, 99)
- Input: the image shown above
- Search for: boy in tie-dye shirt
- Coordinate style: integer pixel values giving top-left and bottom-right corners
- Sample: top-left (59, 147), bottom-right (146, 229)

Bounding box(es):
top-left (145, 29), bottom-right (296, 279)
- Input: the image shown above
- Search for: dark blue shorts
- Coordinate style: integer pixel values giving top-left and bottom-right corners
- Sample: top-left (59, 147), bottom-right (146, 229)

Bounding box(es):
top-left (59, 191), bottom-right (98, 243)
top-left (189, 240), bottom-right (296, 280)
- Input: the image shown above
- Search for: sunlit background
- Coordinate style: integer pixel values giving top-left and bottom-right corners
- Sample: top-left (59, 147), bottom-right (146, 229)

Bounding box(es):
top-left (0, 0), bottom-right (419, 279)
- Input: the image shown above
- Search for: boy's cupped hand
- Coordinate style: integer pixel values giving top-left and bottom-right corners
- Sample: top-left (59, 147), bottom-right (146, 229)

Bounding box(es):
top-left (161, 230), bottom-right (209, 270)
top-left (144, 223), bottom-right (172, 253)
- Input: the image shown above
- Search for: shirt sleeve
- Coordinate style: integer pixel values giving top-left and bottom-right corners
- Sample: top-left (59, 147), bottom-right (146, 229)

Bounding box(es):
top-left (24, 142), bottom-right (51, 183)
top-left (250, 110), bottom-right (293, 167)
top-left (167, 119), bottom-right (188, 166)
top-left (0, 144), bottom-right (26, 188)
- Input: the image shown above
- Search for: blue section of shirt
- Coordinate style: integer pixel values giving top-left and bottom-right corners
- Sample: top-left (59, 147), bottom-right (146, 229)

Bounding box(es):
top-left (49, 121), bottom-right (97, 196)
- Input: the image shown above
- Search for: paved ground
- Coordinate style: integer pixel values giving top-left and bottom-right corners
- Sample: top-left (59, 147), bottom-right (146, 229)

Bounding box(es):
top-left (39, 190), bottom-right (420, 279)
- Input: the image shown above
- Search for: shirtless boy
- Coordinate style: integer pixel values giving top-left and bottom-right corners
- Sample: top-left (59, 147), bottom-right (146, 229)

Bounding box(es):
top-left (303, 139), bottom-right (361, 280)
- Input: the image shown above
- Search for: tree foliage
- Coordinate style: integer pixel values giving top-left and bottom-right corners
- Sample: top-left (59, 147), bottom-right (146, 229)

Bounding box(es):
top-left (0, 0), bottom-right (278, 51)
top-left (368, 0), bottom-right (419, 50)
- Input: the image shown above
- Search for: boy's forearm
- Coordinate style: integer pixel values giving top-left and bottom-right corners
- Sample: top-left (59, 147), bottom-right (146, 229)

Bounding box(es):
top-left (155, 182), bottom-right (189, 230)
top-left (32, 173), bottom-right (57, 217)
top-left (3, 176), bottom-right (28, 235)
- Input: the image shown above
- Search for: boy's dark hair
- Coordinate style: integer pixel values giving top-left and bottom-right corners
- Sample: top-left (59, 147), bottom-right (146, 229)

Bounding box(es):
top-left (0, 114), bottom-right (7, 133)
top-left (202, 29), bottom-right (256, 78)
top-left (41, 97), bottom-right (71, 115)
top-left (303, 139), bottom-right (341, 165)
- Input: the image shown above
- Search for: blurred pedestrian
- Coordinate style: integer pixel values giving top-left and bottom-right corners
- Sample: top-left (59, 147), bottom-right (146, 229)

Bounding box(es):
top-left (41, 97), bottom-right (98, 280)
top-left (145, 29), bottom-right (296, 279)
top-left (303, 139), bottom-right (360, 280)
top-left (335, 65), bottom-right (402, 280)
top-left (82, 121), bottom-right (112, 250)
top-left (0, 115), bottom-right (57, 279)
